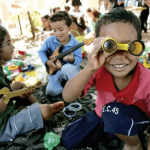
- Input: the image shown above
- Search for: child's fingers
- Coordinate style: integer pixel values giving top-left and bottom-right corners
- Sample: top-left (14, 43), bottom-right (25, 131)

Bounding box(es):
top-left (1, 95), bottom-right (7, 101)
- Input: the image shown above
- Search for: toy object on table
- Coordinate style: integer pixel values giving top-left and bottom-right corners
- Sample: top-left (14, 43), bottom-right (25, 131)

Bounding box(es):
top-left (21, 64), bottom-right (35, 72)
top-left (44, 132), bottom-right (60, 150)
top-left (18, 50), bottom-right (32, 59)
top-left (143, 53), bottom-right (150, 69)
top-left (15, 71), bottom-right (41, 86)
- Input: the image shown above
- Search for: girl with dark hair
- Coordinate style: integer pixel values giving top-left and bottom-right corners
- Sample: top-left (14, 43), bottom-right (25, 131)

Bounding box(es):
top-left (69, 0), bottom-right (84, 18)
top-left (70, 15), bottom-right (87, 58)
top-left (0, 25), bottom-right (64, 142)
top-left (41, 15), bottom-right (51, 32)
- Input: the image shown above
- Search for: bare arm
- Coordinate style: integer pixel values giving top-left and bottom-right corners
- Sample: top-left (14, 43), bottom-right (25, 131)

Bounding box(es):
top-left (62, 36), bottom-right (111, 102)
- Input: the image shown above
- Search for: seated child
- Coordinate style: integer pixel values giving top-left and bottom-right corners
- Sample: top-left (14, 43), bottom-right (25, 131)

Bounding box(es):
top-left (61, 8), bottom-right (150, 150)
top-left (41, 15), bottom-right (51, 32)
top-left (38, 11), bottom-right (82, 97)
top-left (70, 15), bottom-right (87, 58)
top-left (0, 25), bottom-right (64, 142)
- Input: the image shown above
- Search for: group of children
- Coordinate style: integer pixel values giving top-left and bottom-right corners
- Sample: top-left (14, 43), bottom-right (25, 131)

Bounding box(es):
top-left (0, 3), bottom-right (150, 150)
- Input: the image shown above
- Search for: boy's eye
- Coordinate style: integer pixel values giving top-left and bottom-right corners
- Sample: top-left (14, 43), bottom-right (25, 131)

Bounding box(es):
top-left (59, 28), bottom-right (63, 31)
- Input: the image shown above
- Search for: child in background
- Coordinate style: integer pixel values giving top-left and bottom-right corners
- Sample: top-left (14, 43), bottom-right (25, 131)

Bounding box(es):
top-left (53, 7), bottom-right (61, 14)
top-left (70, 15), bottom-right (87, 58)
top-left (40, 15), bottom-right (53, 42)
top-left (38, 11), bottom-right (82, 97)
top-left (69, 0), bottom-right (84, 18)
top-left (86, 7), bottom-right (102, 33)
top-left (64, 6), bottom-right (70, 14)
top-left (62, 8), bottom-right (150, 150)
top-left (41, 15), bottom-right (51, 32)
top-left (0, 25), bottom-right (64, 142)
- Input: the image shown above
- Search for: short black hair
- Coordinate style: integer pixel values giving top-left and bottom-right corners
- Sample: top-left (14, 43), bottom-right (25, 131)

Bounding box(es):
top-left (49, 11), bottom-right (72, 27)
top-left (95, 8), bottom-right (141, 40)
top-left (72, 0), bottom-right (82, 6)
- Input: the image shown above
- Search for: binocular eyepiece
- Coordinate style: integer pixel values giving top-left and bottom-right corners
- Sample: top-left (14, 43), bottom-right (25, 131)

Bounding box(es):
top-left (102, 38), bottom-right (145, 56)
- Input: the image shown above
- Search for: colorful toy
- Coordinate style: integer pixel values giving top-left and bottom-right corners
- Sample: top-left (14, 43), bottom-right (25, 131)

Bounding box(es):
top-left (44, 132), bottom-right (60, 150)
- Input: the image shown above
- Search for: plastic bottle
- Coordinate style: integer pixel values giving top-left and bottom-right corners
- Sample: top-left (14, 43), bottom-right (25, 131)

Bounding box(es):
top-left (7, 72), bottom-right (19, 81)
top-left (44, 132), bottom-right (60, 150)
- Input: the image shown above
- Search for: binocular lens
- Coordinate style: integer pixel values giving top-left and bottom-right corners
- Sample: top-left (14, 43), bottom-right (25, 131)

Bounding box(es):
top-left (103, 40), bottom-right (117, 53)
top-left (102, 39), bottom-right (144, 56)
top-left (130, 41), bottom-right (143, 55)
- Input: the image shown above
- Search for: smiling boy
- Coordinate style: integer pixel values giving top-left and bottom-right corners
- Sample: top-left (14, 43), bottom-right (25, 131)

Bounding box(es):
top-left (62, 8), bottom-right (150, 150)
top-left (38, 11), bottom-right (82, 97)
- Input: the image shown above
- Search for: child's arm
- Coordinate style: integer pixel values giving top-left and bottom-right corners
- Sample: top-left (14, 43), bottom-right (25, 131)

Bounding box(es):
top-left (11, 81), bottom-right (38, 104)
top-left (62, 37), bottom-right (112, 102)
top-left (0, 95), bottom-right (7, 114)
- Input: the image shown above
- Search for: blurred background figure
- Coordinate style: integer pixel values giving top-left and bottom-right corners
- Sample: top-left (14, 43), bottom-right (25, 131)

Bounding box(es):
top-left (69, 0), bottom-right (84, 18)
top-left (86, 7), bottom-right (102, 34)
top-left (53, 7), bottom-right (61, 14)
top-left (139, 0), bottom-right (150, 33)
top-left (41, 15), bottom-right (51, 32)
top-left (65, 6), bottom-right (70, 13)
top-left (70, 15), bottom-right (87, 58)
top-left (40, 15), bottom-right (53, 42)
top-left (98, 0), bottom-right (113, 14)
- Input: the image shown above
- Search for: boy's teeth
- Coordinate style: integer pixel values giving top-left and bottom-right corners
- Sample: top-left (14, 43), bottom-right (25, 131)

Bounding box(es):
top-left (113, 65), bottom-right (126, 67)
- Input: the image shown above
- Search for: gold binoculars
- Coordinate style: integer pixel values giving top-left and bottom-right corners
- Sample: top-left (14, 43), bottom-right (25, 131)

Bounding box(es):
top-left (102, 38), bottom-right (145, 56)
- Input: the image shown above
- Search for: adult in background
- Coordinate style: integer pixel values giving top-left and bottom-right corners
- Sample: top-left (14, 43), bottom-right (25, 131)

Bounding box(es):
top-left (139, 0), bottom-right (150, 33)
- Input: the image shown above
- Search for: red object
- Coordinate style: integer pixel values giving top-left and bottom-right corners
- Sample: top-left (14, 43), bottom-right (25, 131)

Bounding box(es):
top-left (148, 53), bottom-right (150, 57)
top-left (18, 50), bottom-right (26, 55)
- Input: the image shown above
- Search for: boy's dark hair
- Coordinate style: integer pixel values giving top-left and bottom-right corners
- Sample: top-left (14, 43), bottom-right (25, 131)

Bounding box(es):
top-left (72, 0), bottom-right (82, 6)
top-left (95, 8), bottom-right (142, 40)
top-left (41, 14), bottom-right (50, 20)
top-left (0, 25), bottom-right (7, 65)
top-left (71, 15), bottom-right (86, 31)
top-left (49, 11), bottom-right (72, 27)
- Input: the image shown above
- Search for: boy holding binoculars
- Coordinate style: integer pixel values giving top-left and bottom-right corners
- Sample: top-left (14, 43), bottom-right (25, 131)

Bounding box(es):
top-left (62, 7), bottom-right (150, 150)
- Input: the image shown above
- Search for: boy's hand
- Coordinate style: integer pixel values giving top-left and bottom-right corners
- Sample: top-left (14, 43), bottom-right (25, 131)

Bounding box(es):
top-left (87, 36), bottom-right (112, 72)
top-left (63, 53), bottom-right (74, 63)
top-left (19, 88), bottom-right (35, 99)
top-left (46, 58), bottom-right (59, 72)
top-left (0, 95), bottom-right (7, 114)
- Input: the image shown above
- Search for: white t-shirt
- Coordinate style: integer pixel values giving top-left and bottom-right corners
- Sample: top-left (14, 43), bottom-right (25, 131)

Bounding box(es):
top-left (69, 10), bottom-right (83, 18)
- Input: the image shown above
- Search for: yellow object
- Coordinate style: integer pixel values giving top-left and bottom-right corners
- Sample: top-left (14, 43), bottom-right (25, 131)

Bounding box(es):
top-left (143, 59), bottom-right (150, 69)
top-left (72, 30), bottom-right (85, 54)
top-left (102, 38), bottom-right (144, 56)
top-left (8, 65), bottom-right (18, 71)
top-left (15, 75), bottom-right (24, 82)
top-left (15, 71), bottom-right (40, 86)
